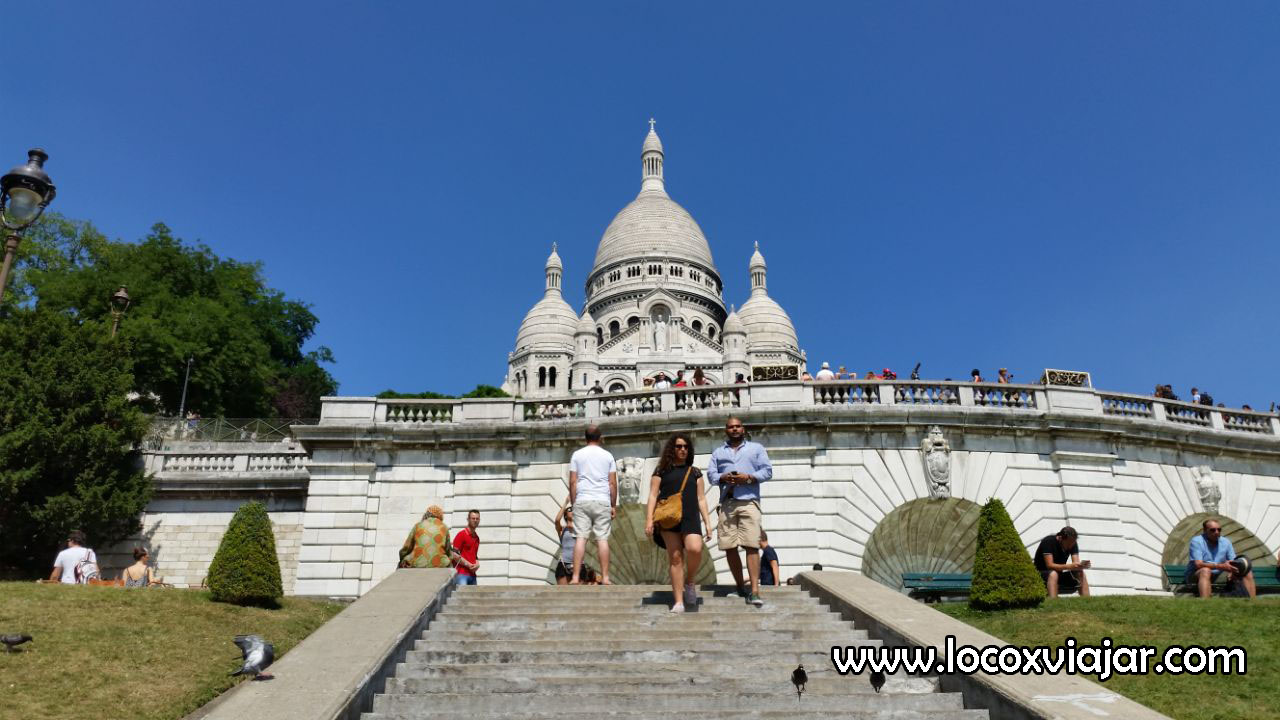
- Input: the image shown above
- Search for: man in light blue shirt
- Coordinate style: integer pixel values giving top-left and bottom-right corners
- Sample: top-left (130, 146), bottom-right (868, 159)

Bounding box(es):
top-left (707, 416), bottom-right (772, 607)
top-left (1186, 518), bottom-right (1256, 598)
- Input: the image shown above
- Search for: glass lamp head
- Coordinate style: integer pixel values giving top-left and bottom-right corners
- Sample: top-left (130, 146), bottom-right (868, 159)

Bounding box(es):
top-left (1, 149), bottom-right (56, 231)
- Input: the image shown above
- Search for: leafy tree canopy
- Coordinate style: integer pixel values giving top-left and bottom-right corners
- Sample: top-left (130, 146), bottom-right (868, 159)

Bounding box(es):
top-left (8, 215), bottom-right (337, 417)
top-left (377, 384), bottom-right (510, 400)
top-left (0, 308), bottom-right (152, 575)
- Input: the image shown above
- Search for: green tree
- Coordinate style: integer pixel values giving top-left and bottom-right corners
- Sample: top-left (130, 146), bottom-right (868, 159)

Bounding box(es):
top-left (0, 308), bottom-right (152, 575)
top-left (377, 384), bottom-right (510, 400)
top-left (206, 501), bottom-right (284, 607)
top-left (10, 215), bottom-right (338, 418)
top-left (969, 498), bottom-right (1046, 610)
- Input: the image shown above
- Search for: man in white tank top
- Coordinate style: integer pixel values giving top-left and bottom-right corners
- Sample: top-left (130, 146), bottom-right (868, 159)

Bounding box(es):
top-left (568, 424), bottom-right (617, 585)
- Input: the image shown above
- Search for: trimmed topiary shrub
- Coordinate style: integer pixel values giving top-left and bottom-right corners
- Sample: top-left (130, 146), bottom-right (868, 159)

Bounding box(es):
top-left (969, 498), bottom-right (1045, 610)
top-left (207, 501), bottom-right (283, 607)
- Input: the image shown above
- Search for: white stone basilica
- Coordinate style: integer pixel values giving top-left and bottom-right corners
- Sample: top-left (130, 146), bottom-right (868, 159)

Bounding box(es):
top-left (505, 122), bottom-right (806, 397)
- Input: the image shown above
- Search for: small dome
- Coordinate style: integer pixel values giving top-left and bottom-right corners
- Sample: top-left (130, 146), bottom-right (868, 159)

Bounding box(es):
top-left (737, 294), bottom-right (799, 351)
top-left (723, 306), bottom-right (745, 335)
top-left (546, 243), bottom-right (563, 271)
top-left (514, 295), bottom-right (577, 353)
top-left (642, 125), bottom-right (663, 155)
top-left (749, 241), bottom-right (766, 270)
top-left (575, 309), bottom-right (595, 335)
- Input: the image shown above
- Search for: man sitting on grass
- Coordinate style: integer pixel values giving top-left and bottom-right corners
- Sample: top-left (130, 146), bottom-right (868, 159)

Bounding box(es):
top-left (1034, 526), bottom-right (1091, 597)
top-left (1187, 518), bottom-right (1256, 598)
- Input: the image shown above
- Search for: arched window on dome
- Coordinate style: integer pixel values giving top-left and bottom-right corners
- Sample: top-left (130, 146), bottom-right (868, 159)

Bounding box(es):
top-left (708, 326), bottom-right (717, 341)
top-left (691, 320), bottom-right (703, 334)
top-left (609, 320), bottom-right (620, 337)
top-left (538, 367), bottom-right (547, 388)
top-left (597, 327), bottom-right (604, 345)
top-left (627, 316), bottom-right (639, 328)
top-left (549, 367), bottom-right (557, 388)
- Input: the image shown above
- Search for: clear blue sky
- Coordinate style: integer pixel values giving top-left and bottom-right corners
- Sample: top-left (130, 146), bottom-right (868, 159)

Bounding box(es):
top-left (5, 2), bottom-right (1278, 407)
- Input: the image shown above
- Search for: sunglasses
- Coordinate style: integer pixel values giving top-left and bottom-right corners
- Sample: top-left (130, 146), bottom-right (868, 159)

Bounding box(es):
top-left (674, 443), bottom-right (689, 449)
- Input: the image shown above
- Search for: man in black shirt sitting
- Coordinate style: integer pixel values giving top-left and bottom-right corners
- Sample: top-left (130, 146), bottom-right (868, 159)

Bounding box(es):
top-left (1034, 526), bottom-right (1091, 598)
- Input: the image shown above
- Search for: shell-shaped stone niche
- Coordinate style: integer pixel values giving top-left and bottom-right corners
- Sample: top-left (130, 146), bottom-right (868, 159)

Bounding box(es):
top-left (1161, 513), bottom-right (1277, 590)
top-left (545, 503), bottom-right (717, 585)
top-left (861, 498), bottom-right (983, 593)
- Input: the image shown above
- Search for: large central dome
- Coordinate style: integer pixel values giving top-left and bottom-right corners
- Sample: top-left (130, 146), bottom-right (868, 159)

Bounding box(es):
top-left (589, 123), bottom-right (717, 278)
top-left (591, 193), bottom-right (716, 273)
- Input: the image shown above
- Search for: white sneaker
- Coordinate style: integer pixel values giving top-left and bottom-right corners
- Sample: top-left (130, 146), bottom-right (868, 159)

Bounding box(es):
top-left (683, 584), bottom-right (698, 607)
top-left (670, 603), bottom-right (686, 613)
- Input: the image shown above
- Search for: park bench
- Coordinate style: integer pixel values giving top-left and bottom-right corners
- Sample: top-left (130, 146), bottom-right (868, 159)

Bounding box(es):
top-left (902, 572), bottom-right (972, 602)
top-left (1163, 563), bottom-right (1280, 595)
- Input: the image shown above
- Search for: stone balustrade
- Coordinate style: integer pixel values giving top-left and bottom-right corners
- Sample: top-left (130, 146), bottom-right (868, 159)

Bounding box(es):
top-left (315, 379), bottom-right (1279, 435)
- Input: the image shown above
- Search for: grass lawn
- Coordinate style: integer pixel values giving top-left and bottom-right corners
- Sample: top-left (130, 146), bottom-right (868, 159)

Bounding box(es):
top-left (937, 595), bottom-right (1280, 720)
top-left (0, 582), bottom-right (344, 720)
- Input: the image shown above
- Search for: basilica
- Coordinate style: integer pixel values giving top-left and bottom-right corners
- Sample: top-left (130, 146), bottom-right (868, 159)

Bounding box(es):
top-left (503, 123), bottom-right (806, 397)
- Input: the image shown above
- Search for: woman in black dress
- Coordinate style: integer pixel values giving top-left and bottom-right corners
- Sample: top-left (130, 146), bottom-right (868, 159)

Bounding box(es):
top-left (644, 433), bottom-right (713, 612)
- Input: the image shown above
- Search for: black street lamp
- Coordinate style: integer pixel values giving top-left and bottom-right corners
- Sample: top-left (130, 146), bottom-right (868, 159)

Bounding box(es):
top-left (110, 286), bottom-right (131, 337)
top-left (0, 149), bottom-right (57, 303)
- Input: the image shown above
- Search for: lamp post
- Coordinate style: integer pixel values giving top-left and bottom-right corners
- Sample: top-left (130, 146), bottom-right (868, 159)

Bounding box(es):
top-left (109, 286), bottom-right (131, 338)
top-left (0, 149), bottom-right (57, 304)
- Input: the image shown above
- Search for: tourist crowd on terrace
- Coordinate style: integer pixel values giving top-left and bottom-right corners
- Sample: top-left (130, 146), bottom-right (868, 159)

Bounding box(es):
top-left (568, 363), bottom-right (1271, 415)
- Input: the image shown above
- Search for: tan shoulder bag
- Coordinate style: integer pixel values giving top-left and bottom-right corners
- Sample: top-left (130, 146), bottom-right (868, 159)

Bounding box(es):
top-left (653, 467), bottom-right (693, 530)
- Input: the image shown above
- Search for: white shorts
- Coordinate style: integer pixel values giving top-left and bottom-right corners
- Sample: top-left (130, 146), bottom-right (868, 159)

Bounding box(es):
top-left (573, 500), bottom-right (612, 540)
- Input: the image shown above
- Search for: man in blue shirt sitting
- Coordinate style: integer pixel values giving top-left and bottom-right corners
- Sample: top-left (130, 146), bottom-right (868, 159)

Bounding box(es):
top-left (1187, 518), bottom-right (1256, 598)
top-left (707, 416), bottom-right (772, 607)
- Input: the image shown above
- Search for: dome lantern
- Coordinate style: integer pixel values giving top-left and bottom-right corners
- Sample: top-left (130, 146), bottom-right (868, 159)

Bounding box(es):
top-left (545, 242), bottom-right (563, 296)
top-left (641, 118), bottom-right (664, 194)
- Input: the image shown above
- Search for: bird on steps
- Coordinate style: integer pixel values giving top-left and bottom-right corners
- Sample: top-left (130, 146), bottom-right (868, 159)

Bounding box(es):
top-left (791, 663), bottom-right (807, 701)
top-left (230, 635), bottom-right (275, 680)
top-left (2, 634), bottom-right (33, 653)
top-left (869, 668), bottom-right (886, 693)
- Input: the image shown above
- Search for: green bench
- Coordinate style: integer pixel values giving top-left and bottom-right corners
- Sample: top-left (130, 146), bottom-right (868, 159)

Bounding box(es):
top-left (1163, 563), bottom-right (1280, 595)
top-left (902, 572), bottom-right (972, 602)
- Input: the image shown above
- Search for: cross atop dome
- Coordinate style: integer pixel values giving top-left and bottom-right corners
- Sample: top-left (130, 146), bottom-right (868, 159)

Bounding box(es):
top-left (649, 117), bottom-right (656, 131)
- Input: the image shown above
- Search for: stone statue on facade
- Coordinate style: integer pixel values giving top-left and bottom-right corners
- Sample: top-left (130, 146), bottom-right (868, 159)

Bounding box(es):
top-left (653, 316), bottom-right (668, 352)
top-left (1196, 465), bottom-right (1221, 514)
top-left (921, 425), bottom-right (952, 499)
top-left (617, 457), bottom-right (645, 504)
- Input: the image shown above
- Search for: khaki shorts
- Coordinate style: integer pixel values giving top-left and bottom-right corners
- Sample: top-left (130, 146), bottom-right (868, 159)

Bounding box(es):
top-left (572, 500), bottom-right (612, 540)
top-left (717, 499), bottom-right (762, 550)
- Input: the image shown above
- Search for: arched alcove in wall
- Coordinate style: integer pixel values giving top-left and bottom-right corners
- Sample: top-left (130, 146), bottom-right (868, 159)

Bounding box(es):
top-left (1161, 513), bottom-right (1276, 590)
top-left (861, 497), bottom-right (983, 593)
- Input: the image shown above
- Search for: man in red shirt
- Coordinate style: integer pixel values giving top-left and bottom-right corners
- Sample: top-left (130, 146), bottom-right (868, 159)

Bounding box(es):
top-left (452, 509), bottom-right (481, 586)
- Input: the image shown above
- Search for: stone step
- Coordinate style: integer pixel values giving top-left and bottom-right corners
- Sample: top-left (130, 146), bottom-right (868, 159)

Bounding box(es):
top-left (445, 599), bottom-right (824, 612)
top-left (371, 691), bottom-right (969, 714)
top-left (426, 629), bottom-right (866, 642)
top-left (411, 638), bottom-right (880, 653)
top-left (449, 592), bottom-right (820, 604)
top-left (391, 661), bottom-right (923, 684)
top-left (363, 710), bottom-right (988, 720)
top-left (437, 607), bottom-right (835, 618)
top-left (405, 648), bottom-right (844, 665)
top-left (384, 675), bottom-right (940, 695)
top-left (429, 614), bottom-right (851, 628)
top-left (455, 579), bottom-right (803, 591)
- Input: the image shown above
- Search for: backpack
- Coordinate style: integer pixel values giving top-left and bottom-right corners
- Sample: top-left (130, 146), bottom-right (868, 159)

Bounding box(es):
top-left (74, 549), bottom-right (100, 584)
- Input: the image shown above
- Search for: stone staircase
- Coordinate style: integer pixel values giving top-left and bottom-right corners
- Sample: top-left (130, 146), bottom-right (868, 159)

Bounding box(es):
top-left (362, 584), bottom-right (988, 720)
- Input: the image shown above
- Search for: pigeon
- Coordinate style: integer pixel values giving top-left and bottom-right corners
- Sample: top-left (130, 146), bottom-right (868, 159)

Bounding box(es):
top-left (2, 634), bottom-right (32, 653)
top-left (230, 634), bottom-right (275, 680)
top-left (791, 663), bottom-right (807, 701)
top-left (869, 668), bottom-right (886, 693)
